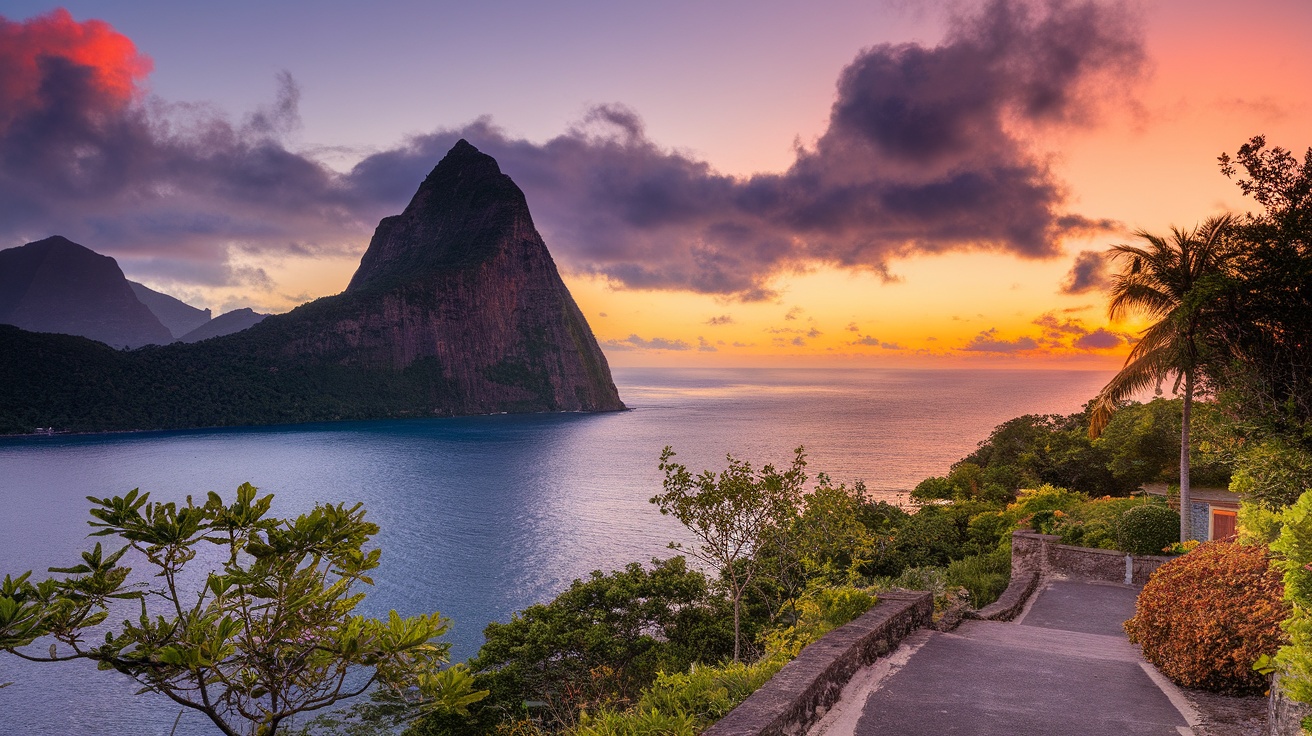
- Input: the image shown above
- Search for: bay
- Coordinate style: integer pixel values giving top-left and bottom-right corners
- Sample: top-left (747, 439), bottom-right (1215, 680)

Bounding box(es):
top-left (0, 366), bottom-right (1113, 734)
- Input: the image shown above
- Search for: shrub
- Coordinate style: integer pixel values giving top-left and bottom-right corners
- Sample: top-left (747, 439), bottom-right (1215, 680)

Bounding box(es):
top-left (945, 548), bottom-right (1011, 607)
top-left (1239, 501), bottom-right (1283, 546)
top-left (1125, 542), bottom-right (1287, 693)
top-left (1117, 504), bottom-right (1180, 555)
top-left (964, 511), bottom-right (1013, 555)
top-left (1271, 490), bottom-right (1312, 704)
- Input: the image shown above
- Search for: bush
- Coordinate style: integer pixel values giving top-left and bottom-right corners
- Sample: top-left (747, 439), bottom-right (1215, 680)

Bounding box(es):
top-left (945, 549), bottom-right (1011, 607)
top-left (1271, 490), bottom-right (1312, 705)
top-left (1125, 542), bottom-right (1287, 693)
top-left (1117, 505), bottom-right (1180, 555)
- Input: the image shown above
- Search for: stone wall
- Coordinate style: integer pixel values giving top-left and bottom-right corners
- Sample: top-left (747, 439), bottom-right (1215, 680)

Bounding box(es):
top-left (702, 591), bottom-right (933, 736)
top-left (1269, 672), bottom-right (1312, 736)
top-left (1011, 531), bottom-right (1173, 585)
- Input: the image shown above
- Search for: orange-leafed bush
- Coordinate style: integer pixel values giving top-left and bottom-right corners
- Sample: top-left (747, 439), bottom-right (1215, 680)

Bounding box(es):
top-left (1125, 542), bottom-right (1287, 693)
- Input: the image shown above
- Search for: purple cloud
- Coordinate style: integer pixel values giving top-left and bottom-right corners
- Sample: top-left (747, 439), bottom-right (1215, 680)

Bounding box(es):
top-left (1061, 250), bottom-right (1110, 294)
top-left (961, 328), bottom-right (1039, 353)
top-left (0, 1), bottom-right (1142, 299)
top-left (1073, 328), bottom-right (1123, 349)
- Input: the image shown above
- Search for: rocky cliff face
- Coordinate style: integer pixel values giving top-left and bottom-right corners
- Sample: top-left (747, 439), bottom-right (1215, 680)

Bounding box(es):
top-left (0, 236), bottom-right (174, 349)
top-left (0, 141), bottom-right (623, 433)
top-left (255, 139), bottom-right (624, 414)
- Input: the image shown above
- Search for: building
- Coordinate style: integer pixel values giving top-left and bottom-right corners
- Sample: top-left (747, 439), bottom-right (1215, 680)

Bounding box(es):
top-left (1141, 482), bottom-right (1239, 542)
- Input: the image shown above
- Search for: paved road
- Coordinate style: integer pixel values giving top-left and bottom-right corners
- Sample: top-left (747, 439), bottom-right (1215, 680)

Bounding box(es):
top-left (811, 580), bottom-right (1196, 736)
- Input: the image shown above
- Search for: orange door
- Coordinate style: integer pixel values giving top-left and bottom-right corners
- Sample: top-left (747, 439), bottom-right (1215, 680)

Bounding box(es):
top-left (1212, 509), bottom-right (1237, 541)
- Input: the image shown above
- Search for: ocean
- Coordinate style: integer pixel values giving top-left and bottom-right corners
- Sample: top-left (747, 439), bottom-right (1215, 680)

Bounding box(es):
top-left (0, 366), bottom-right (1113, 734)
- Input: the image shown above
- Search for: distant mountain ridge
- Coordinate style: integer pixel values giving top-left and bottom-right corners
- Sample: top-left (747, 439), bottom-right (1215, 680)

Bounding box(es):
top-left (128, 281), bottom-right (212, 339)
top-left (0, 140), bottom-right (624, 433)
top-left (178, 308), bottom-right (267, 343)
top-left (0, 237), bottom-right (174, 348)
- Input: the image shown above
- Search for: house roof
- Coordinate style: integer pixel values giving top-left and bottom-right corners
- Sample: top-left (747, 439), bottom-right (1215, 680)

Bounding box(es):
top-left (1140, 482), bottom-right (1239, 505)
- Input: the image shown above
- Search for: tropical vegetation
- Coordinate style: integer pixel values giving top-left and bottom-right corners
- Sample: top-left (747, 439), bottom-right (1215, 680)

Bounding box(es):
top-left (0, 484), bottom-right (474, 736)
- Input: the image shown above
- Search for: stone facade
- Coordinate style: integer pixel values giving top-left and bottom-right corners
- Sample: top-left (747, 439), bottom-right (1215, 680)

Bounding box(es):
top-left (1189, 501), bottom-right (1210, 543)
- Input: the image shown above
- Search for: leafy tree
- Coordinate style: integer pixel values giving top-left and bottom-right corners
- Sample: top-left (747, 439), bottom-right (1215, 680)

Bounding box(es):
top-left (1213, 136), bottom-right (1312, 441)
top-left (467, 557), bottom-right (733, 730)
top-left (0, 484), bottom-right (472, 736)
top-left (1095, 398), bottom-right (1180, 487)
top-left (1089, 214), bottom-right (1236, 541)
top-left (650, 447), bottom-right (804, 662)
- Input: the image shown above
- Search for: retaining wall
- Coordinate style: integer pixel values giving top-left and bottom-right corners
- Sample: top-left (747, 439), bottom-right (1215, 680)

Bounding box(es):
top-left (701, 590), bottom-right (933, 736)
top-left (1012, 531), bottom-right (1173, 585)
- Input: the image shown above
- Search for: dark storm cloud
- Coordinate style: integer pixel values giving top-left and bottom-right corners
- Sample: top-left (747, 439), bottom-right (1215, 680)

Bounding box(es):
top-left (1, 1), bottom-right (1142, 296)
top-left (1060, 249), bottom-right (1110, 294)
top-left (0, 11), bottom-right (374, 285)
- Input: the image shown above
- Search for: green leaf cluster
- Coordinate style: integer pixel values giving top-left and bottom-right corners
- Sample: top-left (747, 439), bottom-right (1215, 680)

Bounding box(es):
top-left (0, 483), bottom-right (472, 736)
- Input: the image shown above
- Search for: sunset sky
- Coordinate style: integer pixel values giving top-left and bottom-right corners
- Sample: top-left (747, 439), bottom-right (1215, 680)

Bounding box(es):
top-left (1, 0), bottom-right (1309, 367)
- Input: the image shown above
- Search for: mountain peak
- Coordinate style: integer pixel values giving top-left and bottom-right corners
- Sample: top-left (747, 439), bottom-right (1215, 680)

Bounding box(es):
top-left (0, 236), bottom-right (173, 348)
top-left (346, 140), bottom-right (533, 293)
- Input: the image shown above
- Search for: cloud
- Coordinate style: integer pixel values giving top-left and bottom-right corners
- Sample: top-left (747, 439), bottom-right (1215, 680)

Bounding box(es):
top-left (0, 11), bottom-right (374, 287)
top-left (1061, 250), bottom-right (1109, 294)
top-left (791, 337), bottom-right (806, 347)
top-left (1073, 327), bottom-right (1123, 349)
top-left (852, 335), bottom-right (902, 349)
top-left (697, 336), bottom-right (717, 352)
top-left (806, 327), bottom-right (822, 338)
top-left (846, 322), bottom-right (860, 332)
top-left (0, 1), bottom-right (1143, 299)
top-left (705, 314), bottom-right (734, 325)
top-left (784, 307), bottom-right (803, 321)
top-left (1033, 313), bottom-right (1088, 336)
top-left (960, 328), bottom-right (1039, 353)
top-left (600, 333), bottom-right (692, 351)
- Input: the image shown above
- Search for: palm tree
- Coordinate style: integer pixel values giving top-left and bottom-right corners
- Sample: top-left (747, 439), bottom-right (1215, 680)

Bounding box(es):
top-left (1089, 214), bottom-right (1235, 542)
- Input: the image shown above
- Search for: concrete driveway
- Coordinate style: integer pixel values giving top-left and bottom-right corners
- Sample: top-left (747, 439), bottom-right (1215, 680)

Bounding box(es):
top-left (810, 580), bottom-right (1199, 736)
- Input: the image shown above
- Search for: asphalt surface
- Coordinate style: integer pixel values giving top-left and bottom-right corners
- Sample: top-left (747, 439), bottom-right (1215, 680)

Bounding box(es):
top-left (812, 580), bottom-right (1194, 736)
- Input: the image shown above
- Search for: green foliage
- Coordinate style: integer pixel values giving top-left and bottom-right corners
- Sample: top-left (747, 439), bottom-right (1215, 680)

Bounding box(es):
top-left (570, 657), bottom-right (783, 736)
top-left (1116, 504), bottom-right (1181, 555)
top-left (884, 506), bottom-right (966, 573)
top-left (469, 557), bottom-right (732, 731)
top-left (1230, 439), bottom-right (1312, 510)
top-left (1271, 490), bottom-right (1312, 704)
top-left (565, 584), bottom-right (876, 736)
top-left (1239, 501), bottom-right (1284, 546)
top-left (1053, 496), bottom-right (1151, 550)
top-left (1095, 399), bottom-right (1181, 486)
top-left (1213, 136), bottom-right (1312, 437)
top-left (944, 548), bottom-right (1011, 608)
top-left (0, 484), bottom-right (462, 736)
top-left (964, 512), bottom-right (1013, 556)
top-left (651, 447), bottom-right (805, 662)
top-left (1125, 542), bottom-right (1287, 693)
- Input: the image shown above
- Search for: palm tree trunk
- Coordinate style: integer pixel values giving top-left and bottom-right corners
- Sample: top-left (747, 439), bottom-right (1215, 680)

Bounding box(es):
top-left (1180, 371), bottom-right (1193, 543)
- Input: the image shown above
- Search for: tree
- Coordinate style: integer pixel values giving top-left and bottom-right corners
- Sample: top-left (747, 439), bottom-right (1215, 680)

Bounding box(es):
top-left (650, 447), bottom-right (805, 662)
top-left (1214, 136), bottom-right (1312, 436)
top-left (1089, 214), bottom-right (1235, 541)
top-left (0, 483), bottom-right (478, 736)
top-left (468, 557), bottom-right (733, 730)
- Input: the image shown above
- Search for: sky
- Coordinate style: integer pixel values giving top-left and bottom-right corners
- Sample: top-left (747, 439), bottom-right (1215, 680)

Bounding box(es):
top-left (1, 0), bottom-right (1309, 368)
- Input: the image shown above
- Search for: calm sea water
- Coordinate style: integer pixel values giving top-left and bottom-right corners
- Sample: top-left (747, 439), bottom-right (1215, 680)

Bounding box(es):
top-left (0, 367), bottom-right (1112, 734)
